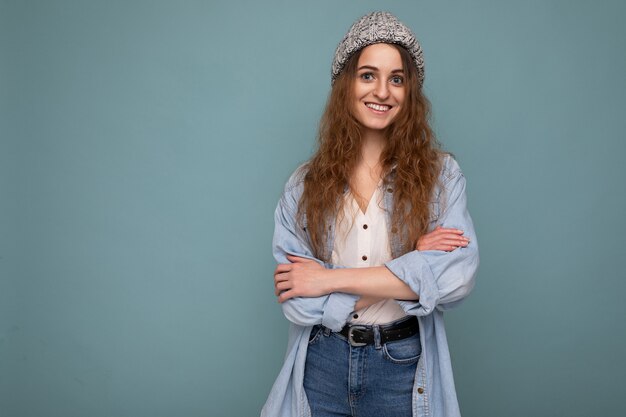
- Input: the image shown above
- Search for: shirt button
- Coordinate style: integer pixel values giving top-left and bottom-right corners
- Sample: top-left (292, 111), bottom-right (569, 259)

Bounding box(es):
top-left (362, 255), bottom-right (368, 261)
top-left (362, 224), bottom-right (368, 230)
top-left (353, 314), bottom-right (359, 319)
top-left (386, 187), bottom-right (393, 193)
top-left (417, 387), bottom-right (424, 394)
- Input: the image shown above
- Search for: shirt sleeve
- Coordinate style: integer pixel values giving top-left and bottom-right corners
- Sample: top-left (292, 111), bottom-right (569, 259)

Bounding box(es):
top-left (384, 165), bottom-right (480, 316)
top-left (272, 171), bottom-right (358, 331)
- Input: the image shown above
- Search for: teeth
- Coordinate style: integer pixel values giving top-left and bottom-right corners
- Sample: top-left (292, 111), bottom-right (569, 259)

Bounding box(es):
top-left (366, 103), bottom-right (391, 111)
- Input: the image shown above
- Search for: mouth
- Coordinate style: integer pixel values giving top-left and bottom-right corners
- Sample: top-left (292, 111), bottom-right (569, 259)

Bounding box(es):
top-left (365, 102), bottom-right (392, 113)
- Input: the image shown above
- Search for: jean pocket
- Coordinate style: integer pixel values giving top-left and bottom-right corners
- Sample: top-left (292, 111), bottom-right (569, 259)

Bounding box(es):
top-left (308, 325), bottom-right (323, 346)
top-left (382, 333), bottom-right (422, 365)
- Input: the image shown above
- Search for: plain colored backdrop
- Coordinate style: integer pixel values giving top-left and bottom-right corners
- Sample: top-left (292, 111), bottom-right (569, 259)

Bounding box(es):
top-left (1, 0), bottom-right (625, 416)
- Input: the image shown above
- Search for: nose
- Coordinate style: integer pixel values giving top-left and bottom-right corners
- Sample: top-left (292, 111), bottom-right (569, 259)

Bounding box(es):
top-left (373, 79), bottom-right (390, 100)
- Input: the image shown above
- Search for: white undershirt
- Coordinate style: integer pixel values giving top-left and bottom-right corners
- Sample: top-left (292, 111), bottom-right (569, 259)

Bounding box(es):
top-left (331, 184), bottom-right (408, 325)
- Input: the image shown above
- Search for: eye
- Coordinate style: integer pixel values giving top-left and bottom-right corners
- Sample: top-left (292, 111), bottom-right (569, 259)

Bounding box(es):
top-left (390, 75), bottom-right (404, 85)
top-left (359, 72), bottom-right (375, 81)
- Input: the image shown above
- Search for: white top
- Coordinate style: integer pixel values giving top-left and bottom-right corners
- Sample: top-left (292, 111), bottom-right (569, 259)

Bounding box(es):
top-left (331, 184), bottom-right (408, 325)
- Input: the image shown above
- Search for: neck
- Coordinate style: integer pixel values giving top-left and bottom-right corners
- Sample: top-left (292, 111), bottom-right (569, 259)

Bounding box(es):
top-left (360, 129), bottom-right (386, 167)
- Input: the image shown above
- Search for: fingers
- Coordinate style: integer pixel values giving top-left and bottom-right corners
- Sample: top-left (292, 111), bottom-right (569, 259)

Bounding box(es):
top-left (274, 271), bottom-right (290, 282)
top-left (275, 258), bottom-right (313, 272)
top-left (286, 255), bottom-right (314, 263)
top-left (436, 244), bottom-right (464, 252)
top-left (274, 257), bottom-right (324, 300)
top-left (436, 237), bottom-right (470, 247)
top-left (419, 228), bottom-right (466, 244)
top-left (274, 280), bottom-right (292, 296)
top-left (418, 243), bottom-right (464, 252)
top-left (274, 271), bottom-right (292, 296)
top-left (273, 259), bottom-right (311, 298)
top-left (428, 228), bottom-right (469, 241)
top-left (277, 290), bottom-right (293, 303)
top-left (274, 269), bottom-right (289, 285)
top-left (419, 240), bottom-right (469, 251)
top-left (274, 263), bottom-right (292, 274)
top-left (417, 227), bottom-right (470, 251)
top-left (420, 235), bottom-right (469, 245)
top-left (421, 235), bottom-right (469, 246)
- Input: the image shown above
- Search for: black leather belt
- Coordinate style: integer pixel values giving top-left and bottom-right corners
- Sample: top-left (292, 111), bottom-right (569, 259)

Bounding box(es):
top-left (337, 315), bottom-right (419, 347)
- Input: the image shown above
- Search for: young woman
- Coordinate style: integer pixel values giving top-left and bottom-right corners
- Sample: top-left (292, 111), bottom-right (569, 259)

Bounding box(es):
top-left (262, 11), bottom-right (479, 417)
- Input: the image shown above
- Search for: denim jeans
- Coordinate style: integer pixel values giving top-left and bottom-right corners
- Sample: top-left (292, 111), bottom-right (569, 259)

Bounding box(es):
top-left (303, 317), bottom-right (421, 417)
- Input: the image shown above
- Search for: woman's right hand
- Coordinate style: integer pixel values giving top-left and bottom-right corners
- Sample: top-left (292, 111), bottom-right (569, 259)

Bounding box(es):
top-left (416, 226), bottom-right (469, 252)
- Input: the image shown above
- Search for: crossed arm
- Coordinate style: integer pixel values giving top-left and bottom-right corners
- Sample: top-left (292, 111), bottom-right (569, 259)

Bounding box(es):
top-left (274, 226), bottom-right (470, 309)
top-left (272, 161), bottom-right (478, 331)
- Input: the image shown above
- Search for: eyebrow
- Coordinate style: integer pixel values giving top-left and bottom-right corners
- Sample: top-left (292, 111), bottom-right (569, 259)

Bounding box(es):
top-left (357, 65), bottom-right (404, 73)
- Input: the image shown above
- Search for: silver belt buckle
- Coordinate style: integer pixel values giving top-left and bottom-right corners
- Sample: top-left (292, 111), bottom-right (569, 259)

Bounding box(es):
top-left (347, 326), bottom-right (368, 347)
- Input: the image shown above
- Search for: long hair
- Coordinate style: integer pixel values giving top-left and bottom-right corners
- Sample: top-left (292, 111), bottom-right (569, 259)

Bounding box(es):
top-left (298, 44), bottom-right (444, 260)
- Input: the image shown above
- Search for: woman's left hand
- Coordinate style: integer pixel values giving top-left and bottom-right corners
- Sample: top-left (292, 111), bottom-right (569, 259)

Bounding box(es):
top-left (274, 255), bottom-right (331, 303)
top-left (416, 226), bottom-right (469, 252)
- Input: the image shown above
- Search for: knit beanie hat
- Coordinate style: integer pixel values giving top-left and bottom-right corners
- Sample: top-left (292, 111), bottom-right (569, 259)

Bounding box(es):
top-left (331, 11), bottom-right (425, 86)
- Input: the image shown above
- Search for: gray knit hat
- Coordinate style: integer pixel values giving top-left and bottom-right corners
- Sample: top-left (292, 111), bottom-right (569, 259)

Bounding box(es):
top-left (331, 11), bottom-right (425, 86)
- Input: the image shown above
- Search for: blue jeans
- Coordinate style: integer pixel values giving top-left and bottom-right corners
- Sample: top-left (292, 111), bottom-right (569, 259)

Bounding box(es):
top-left (303, 317), bottom-right (421, 417)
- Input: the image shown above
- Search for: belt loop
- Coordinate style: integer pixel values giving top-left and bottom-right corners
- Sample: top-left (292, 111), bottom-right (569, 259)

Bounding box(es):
top-left (373, 325), bottom-right (382, 350)
top-left (323, 326), bottom-right (331, 337)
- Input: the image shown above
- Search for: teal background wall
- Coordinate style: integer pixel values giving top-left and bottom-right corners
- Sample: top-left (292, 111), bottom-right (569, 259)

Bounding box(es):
top-left (1, 0), bottom-right (625, 416)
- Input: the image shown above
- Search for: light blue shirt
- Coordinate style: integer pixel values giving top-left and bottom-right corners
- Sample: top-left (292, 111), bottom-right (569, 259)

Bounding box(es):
top-left (261, 154), bottom-right (479, 417)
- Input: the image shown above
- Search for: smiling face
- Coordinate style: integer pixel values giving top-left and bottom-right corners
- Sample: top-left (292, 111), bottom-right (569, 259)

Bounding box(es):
top-left (352, 43), bottom-right (406, 135)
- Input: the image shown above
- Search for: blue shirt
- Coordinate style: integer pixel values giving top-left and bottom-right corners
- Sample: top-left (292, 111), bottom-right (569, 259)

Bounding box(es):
top-left (261, 154), bottom-right (479, 417)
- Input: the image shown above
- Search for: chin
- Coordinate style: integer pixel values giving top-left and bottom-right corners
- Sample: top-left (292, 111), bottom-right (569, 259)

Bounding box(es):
top-left (363, 123), bottom-right (390, 131)
top-left (361, 117), bottom-right (396, 132)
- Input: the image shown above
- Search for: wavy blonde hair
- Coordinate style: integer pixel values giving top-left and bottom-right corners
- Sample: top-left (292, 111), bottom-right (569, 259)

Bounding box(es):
top-left (298, 44), bottom-right (445, 260)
